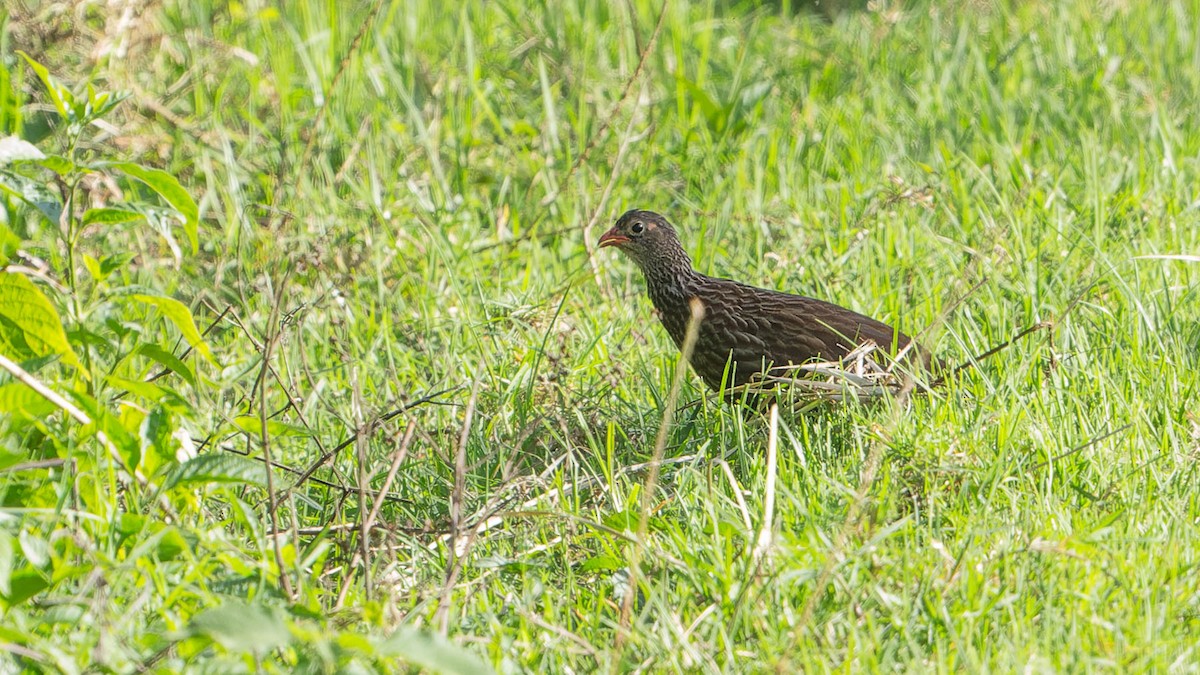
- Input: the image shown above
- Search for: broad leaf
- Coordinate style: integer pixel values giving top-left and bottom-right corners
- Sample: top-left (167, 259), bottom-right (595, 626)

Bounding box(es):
top-left (18, 531), bottom-right (49, 569)
top-left (104, 375), bottom-right (169, 402)
top-left (0, 171), bottom-right (64, 226)
top-left (17, 52), bottom-right (73, 120)
top-left (376, 628), bottom-right (493, 675)
top-left (82, 84), bottom-right (128, 123)
top-left (163, 454), bottom-right (267, 490)
top-left (82, 207), bottom-right (143, 227)
top-left (109, 162), bottom-right (199, 253)
top-left (37, 155), bottom-right (77, 176)
top-left (0, 223), bottom-right (20, 265)
top-left (0, 534), bottom-right (11, 597)
top-left (4, 569), bottom-right (49, 607)
top-left (578, 555), bottom-right (623, 573)
top-left (135, 343), bottom-right (196, 387)
top-left (0, 272), bottom-right (82, 370)
top-left (139, 406), bottom-right (173, 467)
top-left (0, 381), bottom-right (56, 419)
top-left (232, 415), bottom-right (306, 438)
top-left (127, 294), bottom-right (214, 364)
top-left (99, 253), bottom-right (137, 278)
top-left (185, 601), bottom-right (291, 654)
top-left (68, 390), bottom-right (142, 469)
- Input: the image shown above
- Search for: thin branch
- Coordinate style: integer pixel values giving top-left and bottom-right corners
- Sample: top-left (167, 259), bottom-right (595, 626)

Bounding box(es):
top-left (145, 304), bottom-right (231, 383)
top-left (1, 458), bottom-right (67, 473)
top-left (282, 386), bottom-right (461, 498)
top-left (218, 443), bottom-right (410, 505)
top-left (937, 320), bottom-right (1053, 384)
top-left (111, 304), bottom-right (233, 402)
top-left (254, 273), bottom-right (296, 602)
top-left (936, 278), bottom-right (1094, 385)
top-left (436, 376), bottom-right (482, 634)
top-left (363, 424), bottom-right (418, 536)
top-left (352, 355), bottom-right (372, 599)
top-left (1031, 423), bottom-right (1133, 472)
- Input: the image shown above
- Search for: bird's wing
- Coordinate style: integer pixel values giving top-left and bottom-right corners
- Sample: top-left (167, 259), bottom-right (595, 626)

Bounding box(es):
top-left (695, 278), bottom-right (912, 370)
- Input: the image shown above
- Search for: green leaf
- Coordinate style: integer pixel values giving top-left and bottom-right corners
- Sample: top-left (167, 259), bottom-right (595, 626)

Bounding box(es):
top-left (678, 75), bottom-right (725, 132)
top-left (37, 155), bottom-right (77, 176)
top-left (0, 171), bottom-right (64, 226)
top-left (578, 555), bottom-right (623, 573)
top-left (68, 327), bottom-right (114, 352)
top-left (232, 415), bottom-right (306, 438)
top-left (83, 252), bottom-right (137, 283)
top-left (100, 253), bottom-right (137, 278)
top-left (18, 531), bottom-right (49, 569)
top-left (377, 628), bottom-right (493, 675)
top-left (163, 454), bottom-right (267, 491)
top-left (68, 390), bottom-right (141, 469)
top-left (185, 601), bottom-right (292, 653)
top-left (0, 534), bottom-right (12, 597)
top-left (82, 254), bottom-right (102, 282)
top-left (42, 605), bottom-right (85, 627)
top-left (4, 569), bottom-right (49, 607)
top-left (127, 294), bottom-right (214, 365)
top-left (155, 527), bottom-right (189, 561)
top-left (0, 449), bottom-right (25, 472)
top-left (83, 84), bottom-right (128, 123)
top-left (0, 222), bottom-right (20, 265)
top-left (104, 375), bottom-right (168, 402)
top-left (140, 406), bottom-right (173, 465)
top-left (124, 523), bottom-right (193, 563)
top-left (17, 52), bottom-right (73, 120)
top-left (135, 343), bottom-right (196, 387)
top-left (82, 207), bottom-right (143, 227)
top-left (0, 381), bottom-right (56, 419)
top-left (109, 162), bottom-right (199, 253)
top-left (0, 271), bottom-right (82, 370)
top-left (116, 513), bottom-right (146, 536)
top-left (602, 510), bottom-right (639, 533)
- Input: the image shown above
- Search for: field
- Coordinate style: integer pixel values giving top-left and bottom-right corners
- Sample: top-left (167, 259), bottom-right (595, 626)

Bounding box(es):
top-left (2, 0), bottom-right (1199, 671)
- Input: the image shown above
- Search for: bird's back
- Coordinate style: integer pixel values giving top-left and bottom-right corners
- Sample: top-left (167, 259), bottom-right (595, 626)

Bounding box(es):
top-left (656, 273), bottom-right (920, 390)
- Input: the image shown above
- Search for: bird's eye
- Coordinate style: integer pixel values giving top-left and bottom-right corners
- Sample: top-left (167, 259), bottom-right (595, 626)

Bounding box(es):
top-left (630, 221), bottom-right (645, 234)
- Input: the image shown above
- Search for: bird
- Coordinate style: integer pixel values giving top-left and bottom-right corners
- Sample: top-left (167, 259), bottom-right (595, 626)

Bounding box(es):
top-left (598, 209), bottom-right (935, 394)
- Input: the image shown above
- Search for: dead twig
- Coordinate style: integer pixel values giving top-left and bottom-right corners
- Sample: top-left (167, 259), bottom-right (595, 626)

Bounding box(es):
top-left (282, 386), bottom-right (461, 499)
top-left (1030, 423), bottom-right (1134, 472)
top-left (254, 271), bottom-right (296, 602)
top-left (435, 376), bottom-right (482, 634)
top-left (334, 422), bottom-right (419, 610)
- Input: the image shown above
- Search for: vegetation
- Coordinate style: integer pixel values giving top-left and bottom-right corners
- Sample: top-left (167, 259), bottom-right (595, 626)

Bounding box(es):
top-left (1, 0), bottom-right (1198, 670)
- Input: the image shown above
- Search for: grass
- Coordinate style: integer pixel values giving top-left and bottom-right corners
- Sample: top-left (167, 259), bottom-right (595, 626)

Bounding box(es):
top-left (3, 0), bottom-right (1200, 670)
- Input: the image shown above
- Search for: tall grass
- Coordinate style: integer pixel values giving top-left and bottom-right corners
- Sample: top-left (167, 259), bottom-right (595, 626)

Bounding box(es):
top-left (2, 0), bottom-right (1198, 670)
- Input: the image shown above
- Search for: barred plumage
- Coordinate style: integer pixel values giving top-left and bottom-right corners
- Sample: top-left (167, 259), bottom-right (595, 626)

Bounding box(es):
top-left (599, 209), bottom-right (934, 392)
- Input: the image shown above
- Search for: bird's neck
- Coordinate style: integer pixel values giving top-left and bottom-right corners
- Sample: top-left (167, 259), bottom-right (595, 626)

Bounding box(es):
top-left (639, 250), bottom-right (700, 332)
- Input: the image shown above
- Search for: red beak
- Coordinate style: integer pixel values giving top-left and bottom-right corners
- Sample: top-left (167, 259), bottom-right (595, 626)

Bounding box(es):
top-left (598, 227), bottom-right (629, 249)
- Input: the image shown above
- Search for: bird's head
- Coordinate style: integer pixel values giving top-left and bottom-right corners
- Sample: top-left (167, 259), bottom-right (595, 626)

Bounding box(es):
top-left (598, 209), bottom-right (691, 273)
